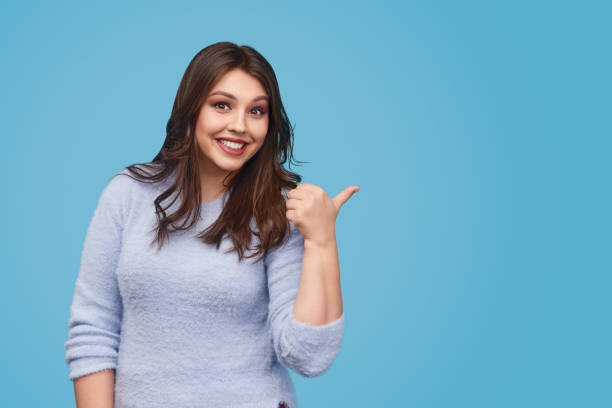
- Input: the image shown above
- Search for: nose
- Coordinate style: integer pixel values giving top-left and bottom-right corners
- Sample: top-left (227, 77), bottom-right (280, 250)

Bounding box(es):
top-left (227, 109), bottom-right (247, 134)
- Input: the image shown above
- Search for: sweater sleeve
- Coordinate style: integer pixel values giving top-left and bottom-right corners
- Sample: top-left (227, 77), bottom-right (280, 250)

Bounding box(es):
top-left (64, 174), bottom-right (127, 381)
top-left (264, 219), bottom-right (345, 378)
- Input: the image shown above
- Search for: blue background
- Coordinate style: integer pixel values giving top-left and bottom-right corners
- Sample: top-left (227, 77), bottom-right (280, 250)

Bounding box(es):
top-left (1, 0), bottom-right (610, 406)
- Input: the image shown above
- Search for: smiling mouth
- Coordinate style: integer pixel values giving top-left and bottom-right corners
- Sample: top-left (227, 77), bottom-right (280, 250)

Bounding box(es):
top-left (216, 139), bottom-right (248, 155)
top-left (217, 138), bottom-right (247, 148)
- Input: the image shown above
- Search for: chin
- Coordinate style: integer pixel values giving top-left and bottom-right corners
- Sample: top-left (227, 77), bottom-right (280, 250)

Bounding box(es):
top-left (214, 157), bottom-right (246, 172)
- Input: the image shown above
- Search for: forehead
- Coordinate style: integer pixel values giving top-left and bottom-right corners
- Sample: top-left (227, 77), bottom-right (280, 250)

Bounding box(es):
top-left (208, 69), bottom-right (267, 99)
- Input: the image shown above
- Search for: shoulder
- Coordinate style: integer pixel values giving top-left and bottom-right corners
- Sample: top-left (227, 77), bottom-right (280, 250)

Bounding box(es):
top-left (101, 168), bottom-right (147, 203)
top-left (98, 165), bottom-right (163, 220)
top-left (103, 169), bottom-right (136, 197)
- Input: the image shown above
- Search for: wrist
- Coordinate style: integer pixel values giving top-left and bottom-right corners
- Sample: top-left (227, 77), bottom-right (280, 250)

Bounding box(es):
top-left (304, 235), bottom-right (337, 250)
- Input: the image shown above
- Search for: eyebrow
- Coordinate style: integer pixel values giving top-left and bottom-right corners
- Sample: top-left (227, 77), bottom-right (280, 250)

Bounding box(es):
top-left (209, 91), bottom-right (269, 103)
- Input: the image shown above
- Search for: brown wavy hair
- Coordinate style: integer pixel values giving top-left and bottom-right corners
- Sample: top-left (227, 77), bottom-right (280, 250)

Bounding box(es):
top-left (118, 41), bottom-right (305, 263)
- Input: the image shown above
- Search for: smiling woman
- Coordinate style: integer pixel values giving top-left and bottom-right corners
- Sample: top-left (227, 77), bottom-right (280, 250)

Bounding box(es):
top-left (64, 41), bottom-right (349, 408)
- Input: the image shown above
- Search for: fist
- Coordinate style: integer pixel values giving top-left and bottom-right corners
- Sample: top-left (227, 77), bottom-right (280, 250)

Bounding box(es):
top-left (286, 183), bottom-right (360, 245)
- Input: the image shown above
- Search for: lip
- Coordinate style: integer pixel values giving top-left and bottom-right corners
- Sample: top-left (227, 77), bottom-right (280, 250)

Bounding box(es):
top-left (216, 137), bottom-right (249, 144)
top-left (216, 139), bottom-right (248, 156)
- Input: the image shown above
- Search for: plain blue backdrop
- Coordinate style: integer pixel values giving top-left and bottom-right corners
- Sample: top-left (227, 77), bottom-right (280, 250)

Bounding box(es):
top-left (1, 0), bottom-right (609, 406)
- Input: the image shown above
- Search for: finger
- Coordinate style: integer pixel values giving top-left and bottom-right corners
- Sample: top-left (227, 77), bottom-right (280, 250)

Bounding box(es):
top-left (286, 198), bottom-right (301, 210)
top-left (295, 183), bottom-right (315, 189)
top-left (286, 209), bottom-right (298, 223)
top-left (295, 183), bottom-right (319, 193)
top-left (332, 186), bottom-right (360, 210)
top-left (288, 188), bottom-right (309, 200)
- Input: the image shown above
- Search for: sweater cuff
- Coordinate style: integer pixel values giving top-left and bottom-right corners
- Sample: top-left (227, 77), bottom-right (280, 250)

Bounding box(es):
top-left (285, 309), bottom-right (345, 356)
top-left (68, 357), bottom-right (117, 381)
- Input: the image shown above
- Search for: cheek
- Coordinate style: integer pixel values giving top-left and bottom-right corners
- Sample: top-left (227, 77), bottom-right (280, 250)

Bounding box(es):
top-left (198, 109), bottom-right (225, 135)
top-left (252, 120), bottom-right (269, 143)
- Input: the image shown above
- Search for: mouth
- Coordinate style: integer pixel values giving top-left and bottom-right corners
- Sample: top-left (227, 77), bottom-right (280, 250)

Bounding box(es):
top-left (216, 138), bottom-right (248, 156)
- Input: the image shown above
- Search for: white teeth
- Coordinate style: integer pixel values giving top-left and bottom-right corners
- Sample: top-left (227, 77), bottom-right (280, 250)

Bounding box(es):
top-left (219, 139), bottom-right (245, 150)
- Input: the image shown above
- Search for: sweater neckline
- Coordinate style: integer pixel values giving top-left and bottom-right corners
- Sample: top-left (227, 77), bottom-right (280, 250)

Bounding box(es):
top-left (163, 167), bottom-right (230, 209)
top-left (201, 189), bottom-right (229, 208)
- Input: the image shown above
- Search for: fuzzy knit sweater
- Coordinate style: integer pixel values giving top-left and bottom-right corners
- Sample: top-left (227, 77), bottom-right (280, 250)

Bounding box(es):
top-left (64, 168), bottom-right (345, 408)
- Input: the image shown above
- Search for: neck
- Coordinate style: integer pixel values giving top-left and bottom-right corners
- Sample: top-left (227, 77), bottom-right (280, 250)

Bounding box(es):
top-left (198, 159), bottom-right (234, 203)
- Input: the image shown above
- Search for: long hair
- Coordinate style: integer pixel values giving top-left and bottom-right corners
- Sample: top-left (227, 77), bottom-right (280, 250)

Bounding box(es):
top-left (119, 41), bottom-right (305, 263)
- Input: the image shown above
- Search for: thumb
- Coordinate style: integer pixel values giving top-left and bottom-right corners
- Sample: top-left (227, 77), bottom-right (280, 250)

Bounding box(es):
top-left (332, 185), bottom-right (360, 211)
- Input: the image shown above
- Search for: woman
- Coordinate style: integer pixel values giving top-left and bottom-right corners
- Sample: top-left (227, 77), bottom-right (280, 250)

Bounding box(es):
top-left (64, 41), bottom-right (359, 408)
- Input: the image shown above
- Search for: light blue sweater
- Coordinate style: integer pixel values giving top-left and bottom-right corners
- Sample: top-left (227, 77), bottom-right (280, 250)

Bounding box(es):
top-left (64, 168), bottom-right (345, 408)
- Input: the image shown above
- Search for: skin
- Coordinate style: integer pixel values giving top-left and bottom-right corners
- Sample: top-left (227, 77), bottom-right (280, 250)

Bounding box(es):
top-left (195, 68), bottom-right (270, 203)
top-left (73, 369), bottom-right (114, 408)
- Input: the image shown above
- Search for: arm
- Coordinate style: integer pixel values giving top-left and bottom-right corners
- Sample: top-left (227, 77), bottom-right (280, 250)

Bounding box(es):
top-left (73, 369), bottom-right (115, 408)
top-left (266, 183), bottom-right (358, 377)
top-left (64, 174), bottom-right (128, 406)
top-left (265, 222), bottom-right (345, 378)
top-left (292, 236), bottom-right (343, 326)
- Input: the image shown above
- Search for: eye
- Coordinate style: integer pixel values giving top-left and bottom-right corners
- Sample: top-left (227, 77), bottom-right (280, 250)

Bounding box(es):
top-left (212, 101), bottom-right (266, 116)
top-left (251, 106), bottom-right (267, 116)
top-left (213, 101), bottom-right (230, 110)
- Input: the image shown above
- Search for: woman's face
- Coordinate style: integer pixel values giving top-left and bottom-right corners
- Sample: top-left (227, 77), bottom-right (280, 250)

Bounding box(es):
top-left (195, 68), bottom-right (269, 179)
